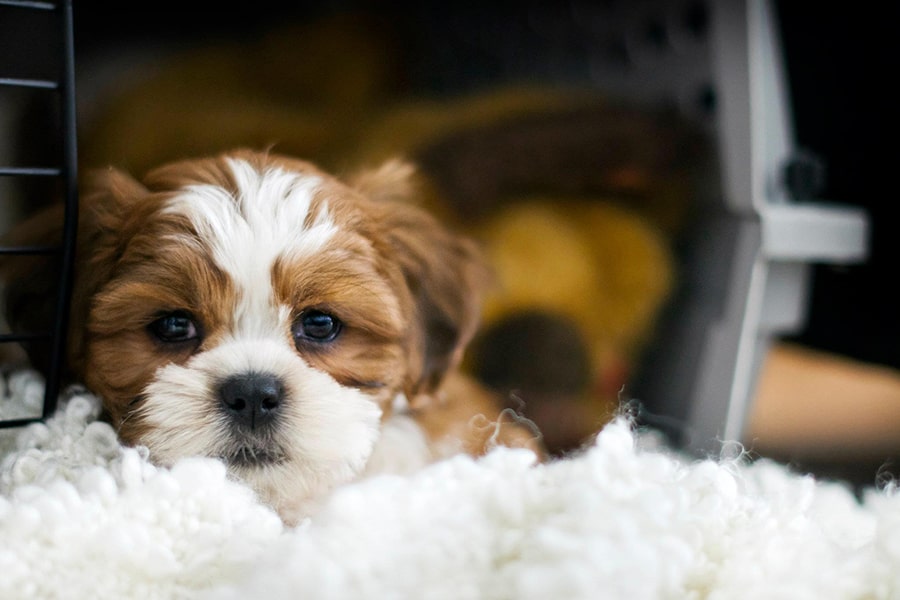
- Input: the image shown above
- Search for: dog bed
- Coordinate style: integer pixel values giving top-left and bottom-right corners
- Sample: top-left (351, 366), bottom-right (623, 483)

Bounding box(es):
top-left (1, 369), bottom-right (898, 599)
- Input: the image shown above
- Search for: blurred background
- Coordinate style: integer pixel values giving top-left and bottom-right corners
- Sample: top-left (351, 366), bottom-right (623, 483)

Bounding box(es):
top-left (1, 0), bottom-right (897, 489)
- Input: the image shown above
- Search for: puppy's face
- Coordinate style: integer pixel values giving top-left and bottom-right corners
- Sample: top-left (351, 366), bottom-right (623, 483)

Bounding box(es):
top-left (7, 150), bottom-right (486, 521)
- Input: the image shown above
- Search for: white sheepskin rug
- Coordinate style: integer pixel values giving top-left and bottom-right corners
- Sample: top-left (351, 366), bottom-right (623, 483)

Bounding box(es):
top-left (2, 369), bottom-right (899, 599)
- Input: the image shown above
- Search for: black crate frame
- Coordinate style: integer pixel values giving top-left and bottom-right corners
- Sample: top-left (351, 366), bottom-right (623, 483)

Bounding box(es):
top-left (0, 0), bottom-right (79, 428)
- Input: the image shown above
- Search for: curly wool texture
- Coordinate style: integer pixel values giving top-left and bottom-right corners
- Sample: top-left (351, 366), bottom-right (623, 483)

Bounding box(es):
top-left (1, 371), bottom-right (899, 599)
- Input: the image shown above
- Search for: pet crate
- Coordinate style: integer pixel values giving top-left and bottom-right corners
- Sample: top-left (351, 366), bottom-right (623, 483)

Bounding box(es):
top-left (0, 0), bottom-right (868, 458)
top-left (356, 0), bottom-right (869, 454)
top-left (0, 0), bottom-right (79, 427)
top-left (618, 0), bottom-right (868, 453)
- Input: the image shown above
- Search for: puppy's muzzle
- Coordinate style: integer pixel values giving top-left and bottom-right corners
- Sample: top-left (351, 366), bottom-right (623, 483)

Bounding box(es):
top-left (218, 372), bottom-right (285, 431)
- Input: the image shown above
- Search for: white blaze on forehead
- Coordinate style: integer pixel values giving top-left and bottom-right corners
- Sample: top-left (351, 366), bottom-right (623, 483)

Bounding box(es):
top-left (163, 158), bottom-right (338, 337)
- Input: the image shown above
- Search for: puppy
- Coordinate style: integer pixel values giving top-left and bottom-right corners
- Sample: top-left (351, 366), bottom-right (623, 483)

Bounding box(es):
top-left (1, 149), bottom-right (542, 524)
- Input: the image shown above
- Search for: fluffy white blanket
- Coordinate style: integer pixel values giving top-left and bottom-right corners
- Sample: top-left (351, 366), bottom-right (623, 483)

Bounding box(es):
top-left (1, 369), bottom-right (898, 600)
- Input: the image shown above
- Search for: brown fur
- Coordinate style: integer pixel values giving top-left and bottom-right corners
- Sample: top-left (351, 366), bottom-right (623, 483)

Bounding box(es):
top-left (1, 149), bottom-right (544, 479)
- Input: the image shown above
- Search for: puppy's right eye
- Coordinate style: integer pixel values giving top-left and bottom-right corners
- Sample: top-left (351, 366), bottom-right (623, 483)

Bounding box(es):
top-left (148, 311), bottom-right (200, 343)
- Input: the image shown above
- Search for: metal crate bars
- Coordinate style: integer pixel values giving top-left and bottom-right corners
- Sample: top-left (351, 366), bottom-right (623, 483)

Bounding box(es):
top-left (0, 0), bottom-right (79, 428)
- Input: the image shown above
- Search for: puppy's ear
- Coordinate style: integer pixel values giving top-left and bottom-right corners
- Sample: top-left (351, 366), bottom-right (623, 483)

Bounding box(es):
top-left (349, 158), bottom-right (418, 205)
top-left (354, 160), bottom-right (491, 397)
top-left (0, 167), bottom-right (149, 377)
top-left (68, 168), bottom-right (151, 373)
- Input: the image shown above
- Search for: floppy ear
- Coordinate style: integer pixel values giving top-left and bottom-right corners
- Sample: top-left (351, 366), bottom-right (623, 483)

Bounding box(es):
top-left (0, 167), bottom-right (149, 378)
top-left (353, 160), bottom-right (491, 397)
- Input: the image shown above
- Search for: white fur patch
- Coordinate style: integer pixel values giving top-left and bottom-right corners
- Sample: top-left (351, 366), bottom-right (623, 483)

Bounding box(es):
top-left (163, 158), bottom-right (337, 338)
top-left (138, 338), bottom-right (382, 519)
top-left (365, 412), bottom-right (434, 476)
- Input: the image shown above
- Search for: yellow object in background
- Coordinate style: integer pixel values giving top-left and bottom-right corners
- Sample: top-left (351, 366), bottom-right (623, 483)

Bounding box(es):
top-left (478, 199), bottom-right (675, 378)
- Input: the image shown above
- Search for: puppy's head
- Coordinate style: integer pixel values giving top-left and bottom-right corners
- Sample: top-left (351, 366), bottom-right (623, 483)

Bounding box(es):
top-left (3, 149), bottom-right (488, 521)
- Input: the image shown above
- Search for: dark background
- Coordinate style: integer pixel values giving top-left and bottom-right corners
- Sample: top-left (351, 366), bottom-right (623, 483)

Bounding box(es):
top-left (61, 1), bottom-right (898, 372)
top-left (775, 3), bottom-right (898, 370)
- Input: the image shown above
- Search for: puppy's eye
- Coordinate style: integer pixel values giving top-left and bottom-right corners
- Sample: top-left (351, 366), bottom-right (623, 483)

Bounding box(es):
top-left (148, 311), bottom-right (200, 343)
top-left (293, 310), bottom-right (342, 344)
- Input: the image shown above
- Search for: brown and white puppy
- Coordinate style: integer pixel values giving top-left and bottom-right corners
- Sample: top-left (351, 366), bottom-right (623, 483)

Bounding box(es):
top-left (1, 149), bottom-right (542, 524)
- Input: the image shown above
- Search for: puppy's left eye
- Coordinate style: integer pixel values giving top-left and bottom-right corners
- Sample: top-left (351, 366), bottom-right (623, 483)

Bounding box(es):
top-left (148, 311), bottom-right (200, 343)
top-left (293, 310), bottom-right (342, 344)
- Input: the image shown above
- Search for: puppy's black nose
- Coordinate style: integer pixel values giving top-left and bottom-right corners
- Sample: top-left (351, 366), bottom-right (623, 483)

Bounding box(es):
top-left (218, 372), bottom-right (284, 430)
